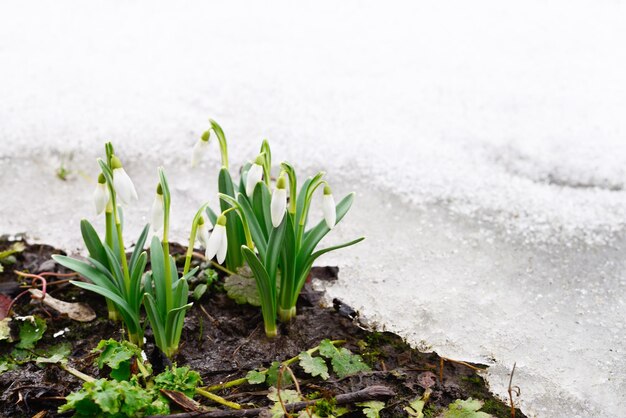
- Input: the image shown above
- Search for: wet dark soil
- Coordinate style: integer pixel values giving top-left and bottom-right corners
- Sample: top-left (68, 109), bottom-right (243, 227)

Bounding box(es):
top-left (0, 239), bottom-right (525, 418)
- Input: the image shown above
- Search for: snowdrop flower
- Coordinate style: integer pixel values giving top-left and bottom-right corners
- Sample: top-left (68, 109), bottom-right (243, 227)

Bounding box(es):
top-left (245, 154), bottom-right (265, 197)
top-left (150, 184), bottom-right (164, 232)
top-left (191, 130), bottom-right (210, 167)
top-left (196, 215), bottom-right (210, 248)
top-left (111, 155), bottom-right (138, 204)
top-left (271, 174), bottom-right (287, 227)
top-left (93, 173), bottom-right (109, 215)
top-left (206, 214), bottom-right (227, 264)
top-left (322, 185), bottom-right (336, 229)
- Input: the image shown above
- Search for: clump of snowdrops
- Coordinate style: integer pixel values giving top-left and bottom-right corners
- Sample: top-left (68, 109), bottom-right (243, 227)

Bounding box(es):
top-left (54, 143), bottom-right (202, 357)
top-left (192, 120), bottom-right (363, 337)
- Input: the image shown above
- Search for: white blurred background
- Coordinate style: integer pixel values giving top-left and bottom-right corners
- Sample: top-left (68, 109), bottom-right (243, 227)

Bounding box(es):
top-left (1, 2), bottom-right (626, 416)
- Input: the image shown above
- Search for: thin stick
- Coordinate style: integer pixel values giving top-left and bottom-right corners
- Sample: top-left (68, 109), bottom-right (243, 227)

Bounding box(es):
top-left (508, 362), bottom-right (519, 418)
top-left (203, 340), bottom-right (346, 392)
top-left (151, 386), bottom-right (395, 418)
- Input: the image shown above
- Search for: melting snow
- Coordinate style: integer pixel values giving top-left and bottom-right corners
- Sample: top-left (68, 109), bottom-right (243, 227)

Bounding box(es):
top-left (1, 1), bottom-right (626, 417)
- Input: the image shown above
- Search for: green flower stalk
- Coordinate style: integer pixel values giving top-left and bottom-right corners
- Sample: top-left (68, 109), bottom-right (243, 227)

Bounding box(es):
top-left (276, 170), bottom-right (364, 322)
top-left (143, 169), bottom-right (196, 358)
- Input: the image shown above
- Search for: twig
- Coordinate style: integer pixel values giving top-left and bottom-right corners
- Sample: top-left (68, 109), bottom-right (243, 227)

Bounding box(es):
top-left (203, 340), bottom-right (346, 392)
top-left (508, 362), bottom-right (520, 418)
top-left (439, 356), bottom-right (485, 382)
top-left (7, 273), bottom-right (47, 315)
top-left (149, 385), bottom-right (395, 418)
top-left (195, 388), bottom-right (241, 410)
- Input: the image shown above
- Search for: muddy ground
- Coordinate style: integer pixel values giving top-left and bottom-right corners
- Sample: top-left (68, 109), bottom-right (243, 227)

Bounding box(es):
top-left (0, 239), bottom-right (524, 417)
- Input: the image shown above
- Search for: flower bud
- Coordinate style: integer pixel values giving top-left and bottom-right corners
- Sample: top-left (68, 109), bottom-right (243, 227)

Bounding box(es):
top-left (322, 185), bottom-right (336, 229)
top-left (93, 173), bottom-right (109, 215)
top-left (150, 184), bottom-right (164, 232)
top-left (191, 131), bottom-right (211, 167)
top-left (270, 175), bottom-right (287, 227)
top-left (245, 155), bottom-right (265, 197)
top-left (111, 155), bottom-right (138, 204)
top-left (206, 214), bottom-right (228, 264)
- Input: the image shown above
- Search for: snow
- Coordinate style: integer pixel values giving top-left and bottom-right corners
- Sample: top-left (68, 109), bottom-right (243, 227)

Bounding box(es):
top-left (2, 1), bottom-right (626, 416)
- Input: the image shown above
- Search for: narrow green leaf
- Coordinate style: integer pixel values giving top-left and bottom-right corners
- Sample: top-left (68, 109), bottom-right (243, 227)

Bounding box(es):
top-left (80, 220), bottom-right (107, 266)
top-left (149, 236), bottom-right (167, 318)
top-left (71, 281), bottom-right (139, 334)
top-left (53, 255), bottom-right (120, 296)
top-left (236, 193), bottom-right (267, 259)
top-left (241, 246), bottom-right (276, 329)
top-left (129, 224), bottom-right (150, 274)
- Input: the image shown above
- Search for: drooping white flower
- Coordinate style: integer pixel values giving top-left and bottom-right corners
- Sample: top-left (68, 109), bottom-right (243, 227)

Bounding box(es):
top-left (150, 184), bottom-right (164, 232)
top-left (270, 174), bottom-right (287, 227)
top-left (206, 214), bottom-right (228, 264)
top-left (196, 214), bottom-right (210, 248)
top-left (245, 154), bottom-right (265, 197)
top-left (322, 185), bottom-right (336, 229)
top-left (191, 130), bottom-right (211, 167)
top-left (93, 173), bottom-right (109, 215)
top-left (111, 155), bottom-right (138, 204)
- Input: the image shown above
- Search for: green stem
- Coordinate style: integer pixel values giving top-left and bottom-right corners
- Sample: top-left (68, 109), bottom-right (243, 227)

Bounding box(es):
top-left (60, 363), bottom-right (96, 383)
top-left (113, 207), bottom-right (131, 294)
top-left (210, 119), bottom-right (229, 169)
top-left (203, 340), bottom-right (346, 392)
top-left (196, 388), bottom-right (241, 409)
top-left (210, 261), bottom-right (236, 277)
top-left (280, 162), bottom-right (298, 215)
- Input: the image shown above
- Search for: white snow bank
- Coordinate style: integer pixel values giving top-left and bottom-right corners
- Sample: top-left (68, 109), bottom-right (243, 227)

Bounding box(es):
top-left (1, 1), bottom-right (626, 416)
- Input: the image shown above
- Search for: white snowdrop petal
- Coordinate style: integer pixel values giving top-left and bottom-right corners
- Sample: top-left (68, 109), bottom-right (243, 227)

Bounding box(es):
top-left (197, 222), bottom-right (210, 247)
top-left (246, 164), bottom-right (264, 197)
top-left (217, 231), bottom-right (228, 264)
top-left (113, 167), bottom-right (138, 204)
top-left (323, 194), bottom-right (336, 229)
top-left (93, 183), bottom-right (109, 215)
top-left (150, 195), bottom-right (164, 232)
top-left (191, 140), bottom-right (209, 167)
top-left (270, 188), bottom-right (287, 227)
top-left (206, 224), bottom-right (225, 260)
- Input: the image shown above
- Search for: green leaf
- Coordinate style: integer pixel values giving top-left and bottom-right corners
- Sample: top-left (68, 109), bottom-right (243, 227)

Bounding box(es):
top-left (267, 387), bottom-right (301, 404)
top-left (405, 398), bottom-right (426, 418)
top-left (357, 401), bottom-right (385, 418)
top-left (219, 168), bottom-right (245, 269)
top-left (16, 315), bottom-right (47, 349)
top-left (443, 398), bottom-right (494, 418)
top-left (80, 220), bottom-right (107, 266)
top-left (266, 361), bottom-right (293, 387)
top-left (35, 342), bottom-right (72, 364)
top-left (94, 339), bottom-right (143, 381)
top-left (318, 339), bottom-right (337, 359)
top-left (154, 366), bottom-right (202, 398)
top-left (0, 242), bottom-right (25, 261)
top-left (246, 370), bottom-right (266, 384)
top-left (92, 379), bottom-right (121, 413)
top-left (129, 224), bottom-right (150, 274)
top-left (241, 246), bottom-right (277, 334)
top-left (318, 339), bottom-right (370, 378)
top-left (0, 356), bottom-right (16, 374)
top-left (330, 348), bottom-right (370, 379)
top-left (299, 352), bottom-right (329, 380)
top-left (192, 283), bottom-right (208, 301)
top-left (60, 378), bottom-right (169, 417)
top-left (224, 266), bottom-right (262, 306)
